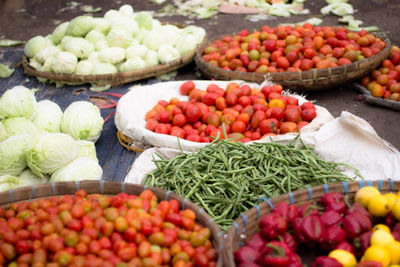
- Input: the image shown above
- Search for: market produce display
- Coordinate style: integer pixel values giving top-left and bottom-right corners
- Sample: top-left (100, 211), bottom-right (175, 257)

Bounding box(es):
top-left (145, 81), bottom-right (318, 143)
top-left (23, 4), bottom-right (206, 85)
top-left (361, 45), bottom-right (400, 102)
top-left (200, 24), bottom-right (386, 73)
top-left (233, 186), bottom-right (400, 267)
top-left (144, 137), bottom-right (361, 231)
top-left (0, 189), bottom-right (219, 266)
top-left (0, 86), bottom-right (104, 190)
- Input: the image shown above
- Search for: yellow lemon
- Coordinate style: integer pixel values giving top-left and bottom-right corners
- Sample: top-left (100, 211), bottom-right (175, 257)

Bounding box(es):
top-left (362, 246), bottom-right (391, 267)
top-left (373, 224), bottom-right (391, 233)
top-left (371, 229), bottom-right (395, 247)
top-left (329, 249), bottom-right (357, 267)
top-left (355, 186), bottom-right (381, 208)
top-left (385, 193), bottom-right (398, 210)
top-left (386, 241), bottom-right (400, 265)
top-left (393, 199), bottom-right (400, 221)
top-left (368, 194), bottom-right (391, 217)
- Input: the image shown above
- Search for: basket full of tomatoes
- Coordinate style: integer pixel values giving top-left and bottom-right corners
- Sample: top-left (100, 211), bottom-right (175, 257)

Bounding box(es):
top-left (195, 24), bottom-right (390, 91)
top-left (0, 181), bottom-right (224, 266)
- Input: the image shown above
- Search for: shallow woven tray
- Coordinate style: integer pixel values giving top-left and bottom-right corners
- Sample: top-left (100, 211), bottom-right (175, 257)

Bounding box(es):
top-left (195, 32), bottom-right (391, 92)
top-left (0, 180), bottom-right (224, 267)
top-left (22, 24), bottom-right (207, 87)
top-left (223, 180), bottom-right (400, 267)
top-left (354, 83), bottom-right (400, 111)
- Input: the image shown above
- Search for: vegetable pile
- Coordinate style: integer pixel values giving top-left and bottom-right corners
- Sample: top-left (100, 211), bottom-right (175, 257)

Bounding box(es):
top-left (234, 186), bottom-right (400, 267)
top-left (145, 81), bottom-right (317, 143)
top-left (0, 189), bottom-right (218, 266)
top-left (0, 86), bottom-right (104, 190)
top-left (24, 4), bottom-right (206, 79)
top-left (361, 45), bottom-right (400, 102)
top-left (201, 24), bottom-right (386, 73)
top-left (144, 137), bottom-right (360, 231)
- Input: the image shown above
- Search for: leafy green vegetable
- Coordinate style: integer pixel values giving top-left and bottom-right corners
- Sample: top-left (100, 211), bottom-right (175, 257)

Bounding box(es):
top-left (0, 134), bottom-right (32, 176)
top-left (91, 63), bottom-right (117, 75)
top-left (32, 100), bottom-right (63, 133)
top-left (0, 39), bottom-right (24, 47)
top-left (106, 28), bottom-right (133, 48)
top-left (18, 169), bottom-right (49, 186)
top-left (35, 46), bottom-right (61, 64)
top-left (157, 44), bottom-right (180, 64)
top-left (0, 117), bottom-right (40, 143)
top-left (0, 86), bottom-right (38, 120)
top-left (51, 22), bottom-right (70, 45)
top-left (24, 36), bottom-right (47, 58)
top-left (75, 60), bottom-right (93, 75)
top-left (51, 51), bottom-right (78, 74)
top-left (126, 44), bottom-right (148, 59)
top-left (50, 157), bottom-right (102, 182)
top-left (81, 5), bottom-right (102, 13)
top-left (0, 175), bottom-right (20, 192)
top-left (120, 58), bottom-right (147, 72)
top-left (175, 35), bottom-right (197, 56)
top-left (66, 16), bottom-right (95, 37)
top-left (0, 64), bottom-right (14, 78)
top-left (62, 37), bottom-right (94, 58)
top-left (98, 47), bottom-right (126, 64)
top-left (76, 140), bottom-right (98, 160)
top-left (119, 5), bottom-right (135, 17)
top-left (135, 11), bottom-right (153, 30)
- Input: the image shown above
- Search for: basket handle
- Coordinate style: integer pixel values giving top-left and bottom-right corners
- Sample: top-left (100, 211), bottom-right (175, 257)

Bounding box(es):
top-left (117, 131), bottom-right (145, 152)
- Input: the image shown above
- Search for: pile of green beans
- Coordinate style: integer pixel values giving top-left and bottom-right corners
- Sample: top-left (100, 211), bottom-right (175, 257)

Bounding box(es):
top-left (144, 137), bottom-right (362, 232)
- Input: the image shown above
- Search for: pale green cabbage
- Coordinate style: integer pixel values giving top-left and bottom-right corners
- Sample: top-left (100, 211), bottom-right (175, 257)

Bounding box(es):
top-left (0, 117), bottom-right (40, 142)
top-left (76, 140), bottom-right (98, 160)
top-left (0, 134), bottom-right (32, 176)
top-left (26, 133), bottom-right (79, 177)
top-left (85, 30), bottom-right (106, 45)
top-left (181, 25), bottom-right (206, 44)
top-left (145, 50), bottom-right (159, 67)
top-left (62, 37), bottom-right (94, 58)
top-left (32, 100), bottom-right (63, 133)
top-left (104, 9), bottom-right (121, 22)
top-left (119, 5), bottom-right (134, 17)
top-left (111, 17), bottom-right (138, 35)
top-left (175, 35), bottom-right (197, 55)
top-left (133, 29), bottom-right (148, 44)
top-left (28, 58), bottom-right (43, 71)
top-left (120, 58), bottom-right (146, 72)
top-left (161, 25), bottom-right (181, 46)
top-left (51, 22), bottom-right (70, 45)
top-left (61, 101), bottom-right (104, 142)
top-left (152, 20), bottom-right (162, 31)
top-left (88, 52), bottom-right (100, 64)
top-left (0, 86), bottom-right (38, 120)
top-left (91, 63), bottom-right (117, 75)
top-left (0, 175), bottom-right (20, 192)
top-left (93, 18), bottom-right (111, 35)
top-left (99, 47), bottom-right (126, 64)
top-left (158, 44), bottom-right (180, 64)
top-left (50, 157), bottom-right (102, 182)
top-left (51, 52), bottom-right (77, 74)
top-left (126, 44), bottom-right (148, 59)
top-left (24, 36), bottom-right (47, 58)
top-left (18, 169), bottom-right (49, 186)
top-left (75, 60), bottom-right (93, 75)
top-left (42, 57), bottom-right (54, 72)
top-left (143, 30), bottom-right (164, 50)
top-left (35, 46), bottom-right (61, 64)
top-left (95, 39), bottom-right (109, 51)
top-left (106, 28), bottom-right (133, 48)
top-left (66, 16), bottom-right (95, 37)
top-left (135, 11), bottom-right (153, 30)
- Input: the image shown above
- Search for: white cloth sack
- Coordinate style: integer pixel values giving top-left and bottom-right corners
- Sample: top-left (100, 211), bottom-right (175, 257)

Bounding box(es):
top-left (125, 111), bottom-right (400, 184)
top-left (115, 80), bottom-right (334, 152)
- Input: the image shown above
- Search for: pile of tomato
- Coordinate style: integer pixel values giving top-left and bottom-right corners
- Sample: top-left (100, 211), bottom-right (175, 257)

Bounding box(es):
top-left (361, 45), bottom-right (400, 102)
top-left (0, 189), bottom-right (218, 267)
top-left (201, 23), bottom-right (386, 73)
top-left (144, 81), bottom-right (317, 143)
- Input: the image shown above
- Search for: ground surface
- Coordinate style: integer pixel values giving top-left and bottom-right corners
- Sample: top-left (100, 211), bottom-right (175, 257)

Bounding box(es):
top-left (0, 0), bottom-right (399, 181)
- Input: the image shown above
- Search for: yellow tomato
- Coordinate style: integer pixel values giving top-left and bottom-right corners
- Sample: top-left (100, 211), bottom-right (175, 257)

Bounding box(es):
top-left (368, 194), bottom-right (391, 217)
top-left (355, 186), bottom-right (381, 208)
top-left (329, 249), bottom-right (357, 267)
top-left (393, 199), bottom-right (400, 221)
top-left (373, 224), bottom-right (391, 233)
top-left (362, 246), bottom-right (391, 267)
top-left (371, 230), bottom-right (395, 247)
top-left (268, 99), bottom-right (285, 109)
top-left (385, 241), bottom-right (400, 265)
top-left (385, 193), bottom-right (398, 210)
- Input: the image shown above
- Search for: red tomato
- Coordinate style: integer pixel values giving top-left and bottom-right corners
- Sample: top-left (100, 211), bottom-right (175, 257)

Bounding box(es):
top-left (270, 107), bottom-right (284, 121)
top-left (284, 109), bottom-right (301, 123)
top-left (280, 122), bottom-right (298, 134)
top-left (145, 118), bottom-right (159, 131)
top-left (301, 108), bottom-right (317, 121)
top-left (180, 81), bottom-right (195, 95)
top-left (259, 119), bottom-right (278, 135)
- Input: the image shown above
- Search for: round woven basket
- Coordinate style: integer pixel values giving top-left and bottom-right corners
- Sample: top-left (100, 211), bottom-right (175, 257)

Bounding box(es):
top-left (0, 180), bottom-right (224, 267)
top-left (354, 83), bottom-right (400, 111)
top-left (223, 180), bottom-right (400, 267)
top-left (22, 24), bottom-right (207, 87)
top-left (195, 32), bottom-right (391, 92)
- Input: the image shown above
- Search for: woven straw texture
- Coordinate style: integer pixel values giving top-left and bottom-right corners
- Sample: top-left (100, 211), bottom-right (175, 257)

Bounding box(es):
top-left (0, 180), bottom-right (224, 267)
top-left (223, 180), bottom-right (400, 267)
top-left (195, 33), bottom-right (391, 92)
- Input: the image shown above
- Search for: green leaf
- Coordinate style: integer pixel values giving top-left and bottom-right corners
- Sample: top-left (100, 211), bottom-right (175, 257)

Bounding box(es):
top-left (0, 39), bottom-right (24, 47)
top-left (0, 64), bottom-right (14, 78)
top-left (80, 5), bottom-right (102, 13)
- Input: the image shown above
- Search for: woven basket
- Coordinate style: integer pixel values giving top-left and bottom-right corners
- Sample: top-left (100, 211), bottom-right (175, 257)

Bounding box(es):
top-left (354, 83), bottom-right (400, 111)
top-left (0, 180), bottom-right (224, 267)
top-left (195, 32), bottom-right (391, 92)
top-left (223, 180), bottom-right (400, 267)
top-left (22, 24), bottom-right (207, 87)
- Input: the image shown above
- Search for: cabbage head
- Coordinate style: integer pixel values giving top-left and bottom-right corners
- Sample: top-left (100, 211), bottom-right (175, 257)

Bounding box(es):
top-left (106, 28), bottom-right (133, 48)
top-left (145, 50), bottom-right (159, 67)
top-left (91, 63), bottom-right (117, 75)
top-left (51, 22), bottom-right (70, 45)
top-left (158, 44), bottom-right (180, 64)
top-left (119, 5), bottom-right (134, 17)
top-left (50, 157), bottom-right (102, 182)
top-left (110, 17), bottom-right (138, 35)
top-left (99, 47), bottom-right (126, 64)
top-left (0, 134), bottom-right (32, 176)
top-left (18, 169), bottom-right (49, 186)
top-left (161, 25), bottom-right (181, 46)
top-left (61, 101), bottom-right (104, 142)
top-left (181, 25), bottom-right (206, 44)
top-left (0, 86), bottom-right (38, 120)
top-left (120, 58), bottom-right (146, 72)
top-left (24, 36), bottom-right (47, 58)
top-left (76, 140), bottom-right (98, 161)
top-left (104, 9), bottom-right (121, 22)
top-left (51, 52), bottom-right (77, 74)
top-left (143, 30), bottom-right (164, 50)
top-left (28, 58), bottom-right (43, 71)
top-left (66, 16), bottom-right (95, 37)
top-left (0, 175), bottom-right (20, 192)
top-left (135, 11), bottom-right (153, 30)
top-left (25, 133), bottom-right (79, 177)
top-left (32, 100), bottom-right (63, 133)
top-left (62, 37), bottom-right (94, 58)
top-left (42, 57), bottom-right (54, 72)
top-left (0, 117), bottom-right (40, 143)
top-left (35, 46), bottom-right (61, 64)
top-left (126, 44), bottom-right (148, 59)
top-left (85, 30), bottom-right (105, 45)
top-left (88, 52), bottom-right (100, 64)
top-left (95, 39), bottom-right (109, 51)
top-left (93, 18), bottom-right (111, 35)
top-left (175, 35), bottom-right (197, 56)
top-left (75, 60), bottom-right (93, 75)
